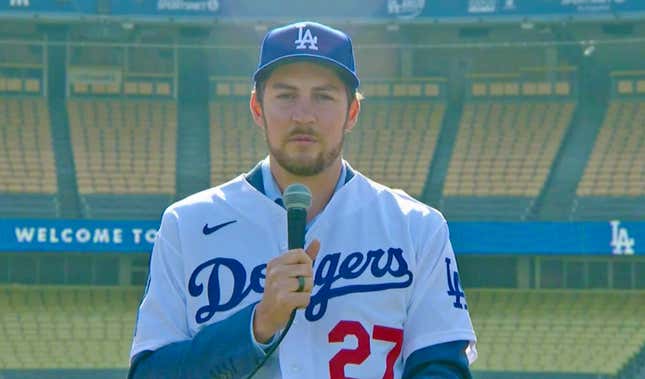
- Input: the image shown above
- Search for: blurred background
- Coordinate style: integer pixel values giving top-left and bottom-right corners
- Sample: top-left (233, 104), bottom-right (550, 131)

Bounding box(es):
top-left (0, 1), bottom-right (643, 378)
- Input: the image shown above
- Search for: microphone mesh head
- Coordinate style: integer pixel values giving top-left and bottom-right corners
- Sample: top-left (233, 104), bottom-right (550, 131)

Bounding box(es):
top-left (283, 183), bottom-right (312, 210)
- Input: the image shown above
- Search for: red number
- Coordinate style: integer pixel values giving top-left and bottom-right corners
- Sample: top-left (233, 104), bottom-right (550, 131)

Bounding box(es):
top-left (328, 321), bottom-right (371, 379)
top-left (328, 321), bottom-right (404, 379)
top-left (373, 325), bottom-right (404, 379)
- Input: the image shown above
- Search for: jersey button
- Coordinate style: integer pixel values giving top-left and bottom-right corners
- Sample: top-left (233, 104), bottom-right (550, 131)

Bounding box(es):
top-left (290, 364), bottom-right (300, 373)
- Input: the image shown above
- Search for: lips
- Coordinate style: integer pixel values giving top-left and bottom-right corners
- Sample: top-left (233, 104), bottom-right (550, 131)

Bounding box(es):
top-left (288, 134), bottom-right (316, 143)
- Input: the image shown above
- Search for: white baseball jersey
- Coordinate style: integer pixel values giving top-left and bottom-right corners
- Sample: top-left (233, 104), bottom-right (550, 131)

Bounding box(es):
top-left (131, 168), bottom-right (477, 379)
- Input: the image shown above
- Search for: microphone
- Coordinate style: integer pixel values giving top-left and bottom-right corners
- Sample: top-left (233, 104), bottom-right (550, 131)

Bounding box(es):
top-left (283, 183), bottom-right (312, 250)
top-left (245, 183), bottom-right (312, 379)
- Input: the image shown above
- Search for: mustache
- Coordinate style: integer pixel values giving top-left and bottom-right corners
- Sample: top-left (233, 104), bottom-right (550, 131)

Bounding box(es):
top-left (288, 126), bottom-right (318, 138)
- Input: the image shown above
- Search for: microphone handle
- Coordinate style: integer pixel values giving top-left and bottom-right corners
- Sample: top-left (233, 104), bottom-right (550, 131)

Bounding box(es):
top-left (287, 207), bottom-right (307, 250)
top-left (245, 207), bottom-right (306, 379)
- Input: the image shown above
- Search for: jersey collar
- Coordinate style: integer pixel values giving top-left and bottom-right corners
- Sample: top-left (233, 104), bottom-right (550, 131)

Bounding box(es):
top-left (244, 157), bottom-right (355, 202)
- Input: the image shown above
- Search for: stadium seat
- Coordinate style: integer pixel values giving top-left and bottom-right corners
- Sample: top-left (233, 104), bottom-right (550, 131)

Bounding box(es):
top-left (0, 98), bottom-right (57, 194)
top-left (468, 289), bottom-right (645, 375)
top-left (68, 99), bottom-right (177, 195)
top-left (210, 99), bottom-right (270, 185)
top-left (67, 99), bottom-right (177, 219)
top-left (6, 287), bottom-right (641, 374)
top-left (441, 99), bottom-right (575, 220)
top-left (344, 100), bottom-right (445, 197)
top-left (573, 99), bottom-right (644, 220)
top-left (0, 286), bottom-right (141, 369)
top-left (0, 97), bottom-right (59, 217)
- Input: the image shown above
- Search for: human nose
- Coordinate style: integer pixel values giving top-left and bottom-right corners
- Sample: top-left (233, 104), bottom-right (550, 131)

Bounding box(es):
top-left (290, 97), bottom-right (316, 124)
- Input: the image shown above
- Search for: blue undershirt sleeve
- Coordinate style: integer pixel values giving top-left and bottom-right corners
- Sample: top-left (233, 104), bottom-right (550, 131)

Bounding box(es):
top-left (402, 340), bottom-right (472, 379)
top-left (128, 302), bottom-right (275, 379)
top-left (249, 305), bottom-right (281, 352)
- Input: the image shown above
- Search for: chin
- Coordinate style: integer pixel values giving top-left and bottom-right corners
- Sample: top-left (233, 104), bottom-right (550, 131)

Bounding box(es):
top-left (285, 150), bottom-right (319, 163)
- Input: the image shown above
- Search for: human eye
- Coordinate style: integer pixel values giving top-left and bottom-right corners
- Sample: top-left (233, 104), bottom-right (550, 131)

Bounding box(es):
top-left (314, 92), bottom-right (335, 101)
top-left (276, 92), bottom-right (295, 100)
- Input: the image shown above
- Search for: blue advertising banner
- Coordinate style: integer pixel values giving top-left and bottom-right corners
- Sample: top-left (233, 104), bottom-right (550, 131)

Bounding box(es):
top-left (410, 0), bottom-right (645, 20)
top-left (0, 0), bottom-right (96, 15)
top-left (0, 0), bottom-right (643, 21)
top-left (0, 219), bottom-right (641, 255)
top-left (449, 220), bottom-right (641, 255)
top-left (0, 219), bottom-right (158, 253)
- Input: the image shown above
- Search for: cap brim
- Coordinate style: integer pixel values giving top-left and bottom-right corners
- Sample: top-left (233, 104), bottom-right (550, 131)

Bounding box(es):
top-left (252, 54), bottom-right (359, 89)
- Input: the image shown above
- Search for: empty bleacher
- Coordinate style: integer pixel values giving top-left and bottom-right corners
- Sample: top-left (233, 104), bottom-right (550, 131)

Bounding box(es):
top-left (441, 79), bottom-right (576, 220)
top-left (469, 289), bottom-right (645, 375)
top-left (210, 98), bottom-right (266, 185)
top-left (0, 286), bottom-right (140, 369)
top-left (0, 96), bottom-right (59, 218)
top-left (573, 96), bottom-right (644, 220)
top-left (344, 99), bottom-right (444, 197)
top-left (67, 99), bottom-right (176, 219)
top-left (345, 81), bottom-right (445, 198)
top-left (2, 286), bottom-right (642, 375)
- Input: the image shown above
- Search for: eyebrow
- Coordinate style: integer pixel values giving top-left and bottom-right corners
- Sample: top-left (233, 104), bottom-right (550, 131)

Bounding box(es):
top-left (270, 83), bottom-right (341, 92)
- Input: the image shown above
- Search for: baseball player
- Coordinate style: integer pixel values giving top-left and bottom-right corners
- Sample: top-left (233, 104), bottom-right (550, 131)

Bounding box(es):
top-left (129, 21), bottom-right (477, 379)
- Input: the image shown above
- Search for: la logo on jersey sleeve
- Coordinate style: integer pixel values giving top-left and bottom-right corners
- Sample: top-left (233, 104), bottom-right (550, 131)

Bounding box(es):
top-left (445, 257), bottom-right (467, 310)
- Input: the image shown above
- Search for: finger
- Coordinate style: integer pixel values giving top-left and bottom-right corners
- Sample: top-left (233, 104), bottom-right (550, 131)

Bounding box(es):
top-left (295, 275), bottom-right (306, 292)
top-left (290, 292), bottom-right (313, 309)
top-left (305, 239), bottom-right (320, 261)
top-left (268, 263), bottom-right (312, 278)
top-left (265, 252), bottom-right (309, 275)
top-left (277, 249), bottom-right (313, 264)
top-left (293, 275), bottom-right (313, 293)
top-left (273, 276), bottom-right (314, 293)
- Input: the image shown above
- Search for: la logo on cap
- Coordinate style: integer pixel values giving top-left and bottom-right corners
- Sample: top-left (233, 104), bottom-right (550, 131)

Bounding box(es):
top-left (294, 24), bottom-right (318, 50)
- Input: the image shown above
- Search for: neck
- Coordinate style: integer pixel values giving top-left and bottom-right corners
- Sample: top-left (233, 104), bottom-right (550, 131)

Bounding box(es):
top-left (270, 157), bottom-right (342, 222)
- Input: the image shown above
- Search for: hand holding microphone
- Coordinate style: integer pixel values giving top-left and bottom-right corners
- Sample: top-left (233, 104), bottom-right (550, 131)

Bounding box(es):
top-left (253, 184), bottom-right (319, 343)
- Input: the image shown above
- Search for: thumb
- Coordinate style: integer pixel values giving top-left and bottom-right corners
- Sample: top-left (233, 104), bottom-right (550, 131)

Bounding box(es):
top-left (305, 239), bottom-right (321, 262)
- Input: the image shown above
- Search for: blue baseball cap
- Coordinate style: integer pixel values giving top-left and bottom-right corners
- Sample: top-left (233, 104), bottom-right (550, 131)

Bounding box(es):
top-left (253, 21), bottom-right (359, 89)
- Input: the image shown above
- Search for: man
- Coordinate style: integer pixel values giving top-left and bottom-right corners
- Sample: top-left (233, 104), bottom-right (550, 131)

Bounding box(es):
top-left (129, 21), bottom-right (477, 379)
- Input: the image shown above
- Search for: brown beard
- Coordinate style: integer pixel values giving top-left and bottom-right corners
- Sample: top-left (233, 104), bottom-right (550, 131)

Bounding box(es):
top-left (263, 117), bottom-right (346, 177)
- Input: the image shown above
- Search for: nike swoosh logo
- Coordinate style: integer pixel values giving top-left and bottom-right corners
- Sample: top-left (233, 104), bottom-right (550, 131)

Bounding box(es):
top-left (203, 220), bottom-right (237, 235)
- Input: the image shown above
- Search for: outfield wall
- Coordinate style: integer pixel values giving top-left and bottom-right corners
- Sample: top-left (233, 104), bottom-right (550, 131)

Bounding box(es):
top-left (1, 219), bottom-right (641, 255)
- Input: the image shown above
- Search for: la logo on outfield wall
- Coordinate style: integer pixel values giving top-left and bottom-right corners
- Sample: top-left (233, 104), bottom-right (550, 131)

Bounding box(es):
top-left (610, 220), bottom-right (635, 255)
